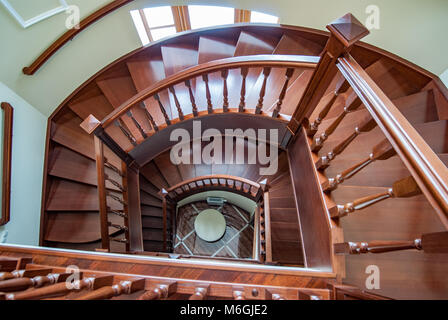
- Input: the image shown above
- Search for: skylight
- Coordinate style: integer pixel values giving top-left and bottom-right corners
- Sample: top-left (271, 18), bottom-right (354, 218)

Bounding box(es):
top-left (188, 5), bottom-right (235, 30)
top-left (250, 11), bottom-right (279, 24)
top-left (130, 6), bottom-right (280, 46)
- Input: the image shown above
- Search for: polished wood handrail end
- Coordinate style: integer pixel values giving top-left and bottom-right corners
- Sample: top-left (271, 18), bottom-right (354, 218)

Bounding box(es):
top-left (326, 13), bottom-right (370, 48)
top-left (80, 114), bottom-right (101, 134)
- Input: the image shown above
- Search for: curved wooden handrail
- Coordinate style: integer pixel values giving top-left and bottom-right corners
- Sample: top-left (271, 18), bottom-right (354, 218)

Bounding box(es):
top-left (336, 54), bottom-right (448, 229)
top-left (23, 0), bottom-right (134, 75)
top-left (164, 175), bottom-right (262, 201)
top-left (101, 55), bottom-right (319, 128)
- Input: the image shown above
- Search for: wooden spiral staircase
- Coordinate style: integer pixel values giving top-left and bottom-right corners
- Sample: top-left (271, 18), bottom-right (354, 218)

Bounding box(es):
top-left (1, 14), bottom-right (447, 300)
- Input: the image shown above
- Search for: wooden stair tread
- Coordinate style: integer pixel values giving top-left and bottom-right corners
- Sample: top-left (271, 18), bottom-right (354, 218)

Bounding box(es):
top-left (46, 178), bottom-right (123, 211)
top-left (51, 111), bottom-right (95, 159)
top-left (44, 212), bottom-right (123, 243)
top-left (153, 152), bottom-right (183, 186)
top-left (272, 34), bottom-right (323, 56)
top-left (161, 42), bottom-right (199, 76)
top-left (142, 216), bottom-right (164, 229)
top-left (198, 35), bottom-right (237, 64)
top-left (139, 161), bottom-right (170, 189)
top-left (48, 144), bottom-right (121, 191)
top-left (127, 57), bottom-right (172, 126)
top-left (140, 190), bottom-right (163, 207)
top-left (141, 205), bottom-right (164, 218)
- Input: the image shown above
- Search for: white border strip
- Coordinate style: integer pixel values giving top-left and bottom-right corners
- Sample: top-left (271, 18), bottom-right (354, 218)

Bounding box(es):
top-left (1, 0), bottom-right (68, 28)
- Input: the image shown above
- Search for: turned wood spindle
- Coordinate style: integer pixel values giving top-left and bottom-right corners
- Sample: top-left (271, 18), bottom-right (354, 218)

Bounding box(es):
top-left (139, 103), bottom-right (158, 132)
top-left (315, 116), bottom-right (377, 170)
top-left (138, 283), bottom-right (176, 300)
top-left (0, 268), bottom-right (52, 281)
top-left (222, 69), bottom-right (229, 112)
top-left (233, 290), bottom-right (245, 300)
top-left (307, 79), bottom-right (350, 136)
top-left (75, 279), bottom-right (144, 300)
top-left (126, 110), bottom-right (147, 139)
top-left (272, 68), bottom-right (294, 118)
top-left (239, 67), bottom-right (249, 112)
top-left (255, 67), bottom-right (272, 114)
top-left (202, 74), bottom-right (213, 114)
top-left (0, 272), bottom-right (70, 292)
top-left (322, 138), bottom-right (396, 192)
top-left (169, 86), bottom-right (184, 120)
top-left (311, 94), bottom-right (362, 152)
top-left (154, 93), bottom-right (171, 125)
top-left (6, 275), bottom-right (112, 300)
top-left (114, 119), bottom-right (137, 146)
top-left (184, 79), bottom-right (198, 117)
top-left (329, 176), bottom-right (421, 218)
top-left (189, 287), bottom-right (209, 300)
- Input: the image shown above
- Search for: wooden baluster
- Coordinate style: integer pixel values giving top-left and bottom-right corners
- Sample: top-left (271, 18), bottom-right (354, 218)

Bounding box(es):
top-left (75, 278), bottom-right (144, 300)
top-left (169, 86), bottom-right (184, 120)
top-left (6, 275), bottom-right (113, 300)
top-left (335, 240), bottom-right (423, 255)
top-left (298, 290), bottom-right (322, 300)
top-left (95, 136), bottom-right (110, 251)
top-left (0, 268), bottom-right (52, 282)
top-left (138, 282), bottom-right (177, 300)
top-left (329, 176), bottom-right (422, 218)
top-left (255, 67), bottom-right (272, 115)
top-left (272, 68), bottom-right (294, 118)
top-left (111, 238), bottom-right (129, 244)
top-left (104, 174), bottom-right (125, 192)
top-left (107, 192), bottom-right (127, 206)
top-left (307, 79), bottom-right (350, 136)
top-left (127, 110), bottom-right (147, 139)
top-left (316, 116), bottom-right (377, 170)
top-left (108, 208), bottom-right (127, 218)
top-left (154, 93), bottom-right (171, 125)
top-left (336, 231), bottom-right (448, 255)
top-left (140, 103), bottom-right (158, 132)
top-left (239, 67), bottom-right (249, 112)
top-left (185, 79), bottom-right (198, 117)
top-left (104, 158), bottom-right (123, 177)
top-left (202, 74), bottom-right (213, 114)
top-left (266, 290), bottom-right (285, 300)
top-left (189, 286), bottom-right (209, 300)
top-left (322, 138), bottom-right (396, 192)
top-left (233, 289), bottom-right (245, 300)
top-left (311, 94), bottom-right (362, 151)
top-left (114, 119), bottom-right (137, 147)
top-left (0, 272), bottom-right (71, 293)
top-left (108, 222), bottom-right (128, 232)
top-left (222, 69), bottom-right (229, 112)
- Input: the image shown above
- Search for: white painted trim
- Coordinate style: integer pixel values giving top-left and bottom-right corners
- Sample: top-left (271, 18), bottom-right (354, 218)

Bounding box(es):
top-left (0, 0), bottom-right (69, 28)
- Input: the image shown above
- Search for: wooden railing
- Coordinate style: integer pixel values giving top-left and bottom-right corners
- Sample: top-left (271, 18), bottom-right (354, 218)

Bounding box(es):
top-left (284, 12), bottom-right (448, 258)
top-left (84, 55), bottom-right (318, 157)
top-left (164, 175), bottom-right (264, 202)
top-left (160, 175), bottom-right (270, 262)
top-left (0, 253), bottom-right (340, 300)
top-left (23, 0), bottom-right (135, 75)
top-left (93, 136), bottom-right (143, 253)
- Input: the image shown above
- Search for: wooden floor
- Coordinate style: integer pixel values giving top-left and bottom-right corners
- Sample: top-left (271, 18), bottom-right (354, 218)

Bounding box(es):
top-left (174, 201), bottom-right (254, 259)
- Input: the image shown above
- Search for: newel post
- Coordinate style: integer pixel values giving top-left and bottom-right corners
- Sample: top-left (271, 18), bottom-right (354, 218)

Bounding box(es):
top-left (282, 13), bottom-right (369, 147)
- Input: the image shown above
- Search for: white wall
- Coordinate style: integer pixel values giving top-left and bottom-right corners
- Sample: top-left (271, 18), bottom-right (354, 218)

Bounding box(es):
top-left (0, 82), bottom-right (47, 245)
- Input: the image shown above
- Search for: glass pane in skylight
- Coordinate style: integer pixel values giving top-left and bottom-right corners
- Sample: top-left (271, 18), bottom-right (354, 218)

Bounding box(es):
top-left (250, 11), bottom-right (279, 24)
top-left (188, 5), bottom-right (235, 30)
top-left (144, 6), bottom-right (174, 28)
top-left (150, 26), bottom-right (177, 41)
top-left (130, 10), bottom-right (150, 45)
